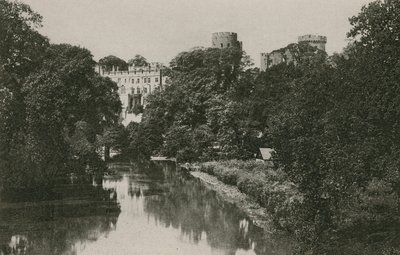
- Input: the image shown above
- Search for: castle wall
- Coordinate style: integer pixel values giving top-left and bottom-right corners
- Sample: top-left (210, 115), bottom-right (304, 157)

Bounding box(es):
top-left (212, 32), bottom-right (242, 49)
top-left (260, 50), bottom-right (293, 71)
top-left (98, 63), bottom-right (167, 126)
top-left (298, 34), bottom-right (327, 51)
top-left (261, 34), bottom-right (327, 71)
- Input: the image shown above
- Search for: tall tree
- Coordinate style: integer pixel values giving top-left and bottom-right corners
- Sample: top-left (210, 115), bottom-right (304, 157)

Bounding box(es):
top-left (98, 55), bottom-right (128, 72)
top-left (128, 54), bottom-right (149, 67)
top-left (0, 0), bottom-right (49, 188)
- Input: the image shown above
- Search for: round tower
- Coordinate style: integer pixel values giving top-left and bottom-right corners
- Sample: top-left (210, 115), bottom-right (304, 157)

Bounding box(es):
top-left (298, 34), bottom-right (327, 51)
top-left (212, 32), bottom-right (242, 50)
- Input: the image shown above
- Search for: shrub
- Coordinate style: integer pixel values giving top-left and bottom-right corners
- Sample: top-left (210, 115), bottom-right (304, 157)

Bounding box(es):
top-left (199, 160), bottom-right (303, 230)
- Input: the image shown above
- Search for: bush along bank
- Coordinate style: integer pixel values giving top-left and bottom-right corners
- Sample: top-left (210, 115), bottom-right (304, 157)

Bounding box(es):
top-left (197, 160), bottom-right (303, 232)
top-left (196, 160), bottom-right (400, 254)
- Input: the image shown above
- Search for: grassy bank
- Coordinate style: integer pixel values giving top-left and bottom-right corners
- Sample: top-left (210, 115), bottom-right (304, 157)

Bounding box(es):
top-left (197, 160), bottom-right (303, 231)
top-left (197, 160), bottom-right (400, 254)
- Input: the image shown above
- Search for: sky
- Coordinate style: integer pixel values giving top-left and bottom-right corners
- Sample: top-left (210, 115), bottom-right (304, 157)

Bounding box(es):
top-left (22, 0), bottom-right (373, 67)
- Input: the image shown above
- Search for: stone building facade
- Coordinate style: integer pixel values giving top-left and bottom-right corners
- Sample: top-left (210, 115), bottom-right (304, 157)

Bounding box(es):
top-left (260, 34), bottom-right (327, 71)
top-left (260, 48), bottom-right (294, 71)
top-left (211, 32), bottom-right (242, 50)
top-left (97, 63), bottom-right (167, 126)
top-left (298, 34), bottom-right (327, 51)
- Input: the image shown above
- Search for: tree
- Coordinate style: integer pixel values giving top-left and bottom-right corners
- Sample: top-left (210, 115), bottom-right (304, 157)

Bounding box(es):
top-left (98, 55), bottom-right (128, 71)
top-left (265, 1), bottom-right (400, 251)
top-left (0, 44), bottom-right (122, 188)
top-left (0, 0), bottom-right (49, 188)
top-left (97, 124), bottom-right (129, 161)
top-left (128, 54), bottom-right (149, 67)
top-left (0, 0), bottom-right (49, 78)
top-left (129, 47), bottom-right (256, 161)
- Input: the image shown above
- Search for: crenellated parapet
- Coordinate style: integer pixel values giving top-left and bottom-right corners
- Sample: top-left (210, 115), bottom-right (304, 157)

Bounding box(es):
top-left (102, 68), bottom-right (162, 77)
top-left (211, 32), bottom-right (242, 49)
top-left (96, 61), bottom-right (167, 126)
top-left (298, 34), bottom-right (327, 51)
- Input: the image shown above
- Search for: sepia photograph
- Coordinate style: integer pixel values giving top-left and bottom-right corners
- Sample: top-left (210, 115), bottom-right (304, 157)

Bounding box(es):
top-left (0, 0), bottom-right (399, 254)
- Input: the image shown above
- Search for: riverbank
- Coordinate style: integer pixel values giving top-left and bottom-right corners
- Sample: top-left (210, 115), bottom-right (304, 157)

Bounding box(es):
top-left (183, 160), bottom-right (303, 234)
top-left (190, 171), bottom-right (274, 232)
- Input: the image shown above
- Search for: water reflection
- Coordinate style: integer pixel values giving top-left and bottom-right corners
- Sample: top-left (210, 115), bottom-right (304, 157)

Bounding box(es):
top-left (0, 176), bottom-right (120, 255)
top-left (0, 162), bottom-right (293, 255)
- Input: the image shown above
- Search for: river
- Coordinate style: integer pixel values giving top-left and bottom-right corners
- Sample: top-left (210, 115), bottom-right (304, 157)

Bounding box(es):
top-left (0, 162), bottom-right (292, 255)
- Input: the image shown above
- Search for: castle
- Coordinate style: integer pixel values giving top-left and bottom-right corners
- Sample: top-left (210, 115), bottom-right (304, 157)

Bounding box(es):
top-left (97, 62), bottom-right (167, 126)
top-left (98, 32), bottom-right (324, 125)
top-left (97, 32), bottom-right (242, 126)
top-left (298, 34), bottom-right (327, 51)
top-left (260, 34), bottom-right (327, 71)
top-left (211, 32), bottom-right (242, 50)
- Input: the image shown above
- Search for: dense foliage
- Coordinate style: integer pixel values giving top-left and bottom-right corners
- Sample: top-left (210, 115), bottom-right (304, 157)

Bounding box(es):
top-left (2, 0), bottom-right (400, 253)
top-left (0, 0), bottom-right (121, 189)
top-left (199, 160), bottom-right (302, 230)
top-left (122, 0), bottom-right (400, 253)
top-left (98, 55), bottom-right (128, 71)
top-left (127, 54), bottom-right (149, 67)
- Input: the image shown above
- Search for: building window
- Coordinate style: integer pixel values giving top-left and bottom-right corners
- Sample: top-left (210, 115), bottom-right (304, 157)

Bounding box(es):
top-left (120, 86), bottom-right (126, 94)
top-left (137, 88), bottom-right (141, 94)
top-left (144, 87), bottom-right (148, 93)
top-left (118, 78), bottom-right (121, 82)
top-left (227, 43), bottom-right (230, 47)
top-left (131, 79), bottom-right (134, 84)
top-left (137, 78), bottom-right (140, 83)
top-left (220, 43), bottom-right (223, 48)
top-left (155, 77), bottom-right (159, 83)
top-left (124, 78), bottom-right (126, 83)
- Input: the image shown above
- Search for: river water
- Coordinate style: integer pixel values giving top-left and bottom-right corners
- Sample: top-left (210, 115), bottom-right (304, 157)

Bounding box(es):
top-left (0, 162), bottom-right (292, 255)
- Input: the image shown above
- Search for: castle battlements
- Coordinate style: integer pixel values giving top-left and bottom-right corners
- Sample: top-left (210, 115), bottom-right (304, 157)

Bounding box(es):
top-left (96, 61), bottom-right (167, 126)
top-left (212, 32), bottom-right (242, 49)
top-left (298, 34), bottom-right (327, 43)
top-left (260, 34), bottom-right (328, 71)
top-left (102, 68), bottom-right (162, 77)
top-left (298, 34), bottom-right (327, 51)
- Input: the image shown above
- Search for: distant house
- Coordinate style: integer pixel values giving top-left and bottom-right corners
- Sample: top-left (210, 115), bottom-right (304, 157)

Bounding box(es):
top-left (257, 148), bottom-right (275, 162)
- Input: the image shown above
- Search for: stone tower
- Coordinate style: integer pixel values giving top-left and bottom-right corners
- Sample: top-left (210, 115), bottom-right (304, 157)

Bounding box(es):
top-left (298, 34), bottom-right (327, 51)
top-left (211, 32), bottom-right (242, 50)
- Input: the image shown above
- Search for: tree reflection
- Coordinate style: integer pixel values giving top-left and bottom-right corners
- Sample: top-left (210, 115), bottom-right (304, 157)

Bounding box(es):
top-left (142, 164), bottom-right (293, 255)
top-left (0, 177), bottom-right (120, 255)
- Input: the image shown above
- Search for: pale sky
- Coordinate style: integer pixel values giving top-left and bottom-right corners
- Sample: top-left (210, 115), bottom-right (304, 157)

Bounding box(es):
top-left (22, 0), bottom-right (373, 67)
